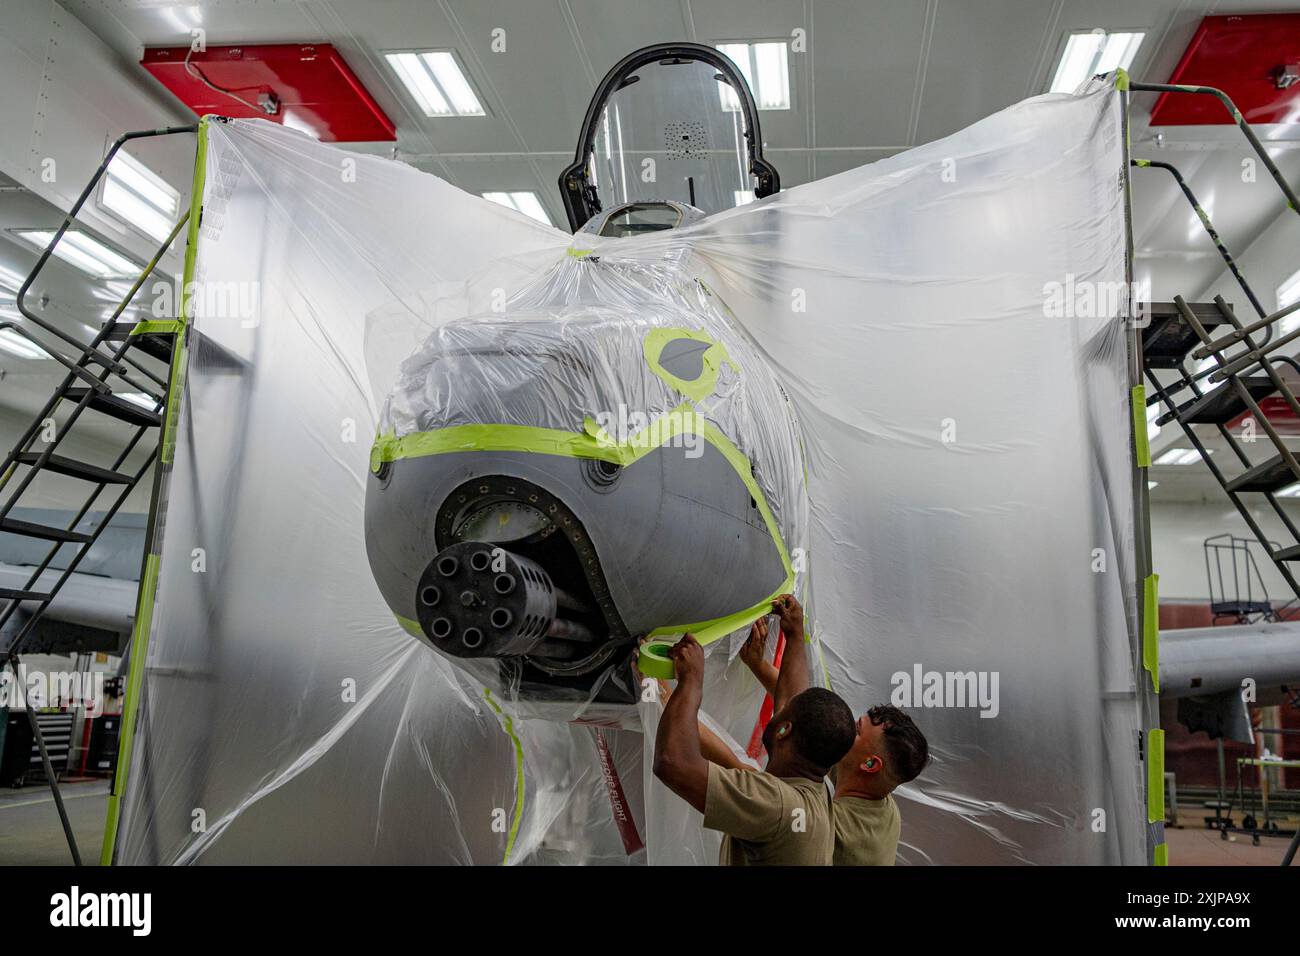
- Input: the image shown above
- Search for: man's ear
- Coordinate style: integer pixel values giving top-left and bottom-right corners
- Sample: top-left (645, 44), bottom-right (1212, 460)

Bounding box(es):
top-left (861, 755), bottom-right (884, 773)
top-left (773, 720), bottom-right (793, 740)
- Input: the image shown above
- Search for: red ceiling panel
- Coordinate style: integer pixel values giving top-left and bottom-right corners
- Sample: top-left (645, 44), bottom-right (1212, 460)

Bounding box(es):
top-left (1150, 13), bottom-right (1300, 126)
top-left (141, 43), bottom-right (396, 142)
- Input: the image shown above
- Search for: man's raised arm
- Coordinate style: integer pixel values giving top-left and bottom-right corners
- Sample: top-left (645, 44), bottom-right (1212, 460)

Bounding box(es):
top-left (651, 634), bottom-right (711, 812)
top-left (771, 594), bottom-right (810, 714)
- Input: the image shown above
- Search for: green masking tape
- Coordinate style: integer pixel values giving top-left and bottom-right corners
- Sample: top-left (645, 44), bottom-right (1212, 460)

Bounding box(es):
top-left (1148, 728), bottom-right (1166, 824)
top-left (1132, 385), bottom-right (1151, 468)
top-left (1143, 573), bottom-right (1160, 692)
top-left (638, 640), bottom-right (677, 680)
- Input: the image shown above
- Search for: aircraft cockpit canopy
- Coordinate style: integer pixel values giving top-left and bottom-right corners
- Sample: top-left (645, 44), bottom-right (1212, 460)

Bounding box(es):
top-left (559, 42), bottom-right (780, 231)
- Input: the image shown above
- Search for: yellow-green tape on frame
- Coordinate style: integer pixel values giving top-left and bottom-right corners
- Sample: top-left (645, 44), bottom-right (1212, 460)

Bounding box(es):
top-left (1131, 385), bottom-right (1151, 468)
top-left (1153, 842), bottom-right (1168, 866)
top-left (1143, 573), bottom-right (1160, 692)
top-left (130, 319), bottom-right (183, 336)
top-left (1147, 728), bottom-right (1165, 824)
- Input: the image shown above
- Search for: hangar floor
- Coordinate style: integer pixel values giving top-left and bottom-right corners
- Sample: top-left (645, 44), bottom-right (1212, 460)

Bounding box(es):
top-left (0, 784), bottom-right (1294, 865)
top-left (0, 780), bottom-right (106, 866)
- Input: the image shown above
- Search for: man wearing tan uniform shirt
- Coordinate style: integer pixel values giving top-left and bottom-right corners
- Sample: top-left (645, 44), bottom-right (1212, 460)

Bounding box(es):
top-left (652, 595), bottom-right (857, 866)
top-left (712, 603), bottom-right (930, 866)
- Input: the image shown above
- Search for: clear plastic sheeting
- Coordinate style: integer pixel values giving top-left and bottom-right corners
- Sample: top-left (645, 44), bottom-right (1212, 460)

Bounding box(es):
top-left (113, 80), bottom-right (1150, 865)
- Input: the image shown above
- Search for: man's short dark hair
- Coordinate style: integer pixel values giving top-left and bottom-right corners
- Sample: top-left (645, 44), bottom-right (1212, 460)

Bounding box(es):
top-left (788, 688), bottom-right (856, 769)
top-left (868, 704), bottom-right (930, 784)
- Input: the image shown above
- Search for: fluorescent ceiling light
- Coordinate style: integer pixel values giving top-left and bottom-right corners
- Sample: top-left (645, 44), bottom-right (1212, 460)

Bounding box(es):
top-left (0, 264), bottom-right (26, 295)
top-left (733, 190), bottom-right (755, 207)
top-left (1277, 483), bottom-right (1300, 498)
top-left (1154, 447), bottom-right (1209, 466)
top-left (1050, 32), bottom-right (1145, 94)
top-left (91, 281), bottom-right (136, 304)
top-left (716, 41), bottom-right (791, 110)
top-left (1278, 268), bottom-right (1300, 337)
top-left (482, 191), bottom-right (551, 226)
top-left (102, 150), bottom-right (180, 242)
top-left (14, 230), bottom-right (139, 279)
top-left (116, 392), bottom-right (159, 410)
top-left (0, 328), bottom-right (48, 360)
top-left (385, 51), bottom-right (484, 117)
top-left (1145, 402), bottom-right (1161, 441)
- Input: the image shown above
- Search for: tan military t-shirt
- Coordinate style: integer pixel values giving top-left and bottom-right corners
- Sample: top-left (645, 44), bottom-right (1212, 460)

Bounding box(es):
top-left (832, 793), bottom-right (900, 866)
top-left (703, 763), bottom-right (835, 866)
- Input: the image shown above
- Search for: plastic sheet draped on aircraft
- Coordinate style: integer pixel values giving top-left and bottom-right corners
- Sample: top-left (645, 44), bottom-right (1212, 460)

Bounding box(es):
top-left (108, 80), bottom-right (1151, 865)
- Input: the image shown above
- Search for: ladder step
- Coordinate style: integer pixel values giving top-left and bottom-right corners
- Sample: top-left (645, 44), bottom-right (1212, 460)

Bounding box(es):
top-left (63, 388), bottom-right (162, 427)
top-left (100, 322), bottom-right (174, 362)
top-left (1141, 301), bottom-right (1234, 369)
top-left (1273, 545), bottom-right (1300, 562)
top-left (1224, 454), bottom-right (1300, 494)
top-left (0, 586), bottom-right (52, 602)
top-left (14, 452), bottom-right (130, 485)
top-left (0, 517), bottom-right (92, 544)
top-left (1157, 376), bottom-right (1278, 426)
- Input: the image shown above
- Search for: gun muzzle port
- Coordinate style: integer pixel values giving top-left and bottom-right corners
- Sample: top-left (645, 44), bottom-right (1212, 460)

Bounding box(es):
top-left (419, 585), bottom-right (441, 607)
top-left (430, 617), bottom-right (453, 639)
top-left (493, 573), bottom-right (516, 595)
top-left (462, 627), bottom-right (484, 649)
top-left (470, 550), bottom-right (492, 571)
top-left (437, 556), bottom-right (459, 577)
top-left (490, 607), bottom-right (513, 629)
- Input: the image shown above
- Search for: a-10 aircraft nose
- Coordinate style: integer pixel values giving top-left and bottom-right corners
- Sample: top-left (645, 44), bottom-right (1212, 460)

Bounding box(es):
top-left (364, 252), bottom-right (806, 708)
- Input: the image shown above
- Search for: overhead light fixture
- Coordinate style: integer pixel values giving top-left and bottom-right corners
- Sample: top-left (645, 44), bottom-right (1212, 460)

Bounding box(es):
top-left (1154, 447), bottom-right (1209, 466)
top-left (1277, 268), bottom-right (1300, 337)
top-left (0, 264), bottom-right (26, 295)
top-left (385, 51), bottom-right (484, 117)
top-left (1147, 481), bottom-right (1159, 491)
top-left (1050, 31), bottom-right (1145, 93)
top-left (13, 229), bottom-right (139, 279)
top-left (716, 41), bottom-right (791, 110)
top-left (0, 327), bottom-right (49, 360)
top-left (101, 150), bottom-right (180, 242)
top-left (733, 190), bottom-right (755, 207)
top-left (92, 280), bottom-right (136, 304)
top-left (1145, 402), bottom-right (1161, 441)
top-left (482, 192), bottom-right (551, 226)
top-left (116, 392), bottom-right (160, 410)
top-left (1277, 483), bottom-right (1300, 498)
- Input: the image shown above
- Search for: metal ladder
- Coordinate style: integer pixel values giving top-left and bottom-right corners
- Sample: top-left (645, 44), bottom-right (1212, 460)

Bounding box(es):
top-left (1131, 82), bottom-right (1300, 612)
top-left (0, 125), bottom-right (196, 864)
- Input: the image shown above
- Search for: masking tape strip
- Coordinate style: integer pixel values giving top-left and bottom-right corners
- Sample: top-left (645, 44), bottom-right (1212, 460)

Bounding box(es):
top-left (1147, 728), bottom-right (1165, 825)
top-left (1143, 573), bottom-right (1160, 692)
top-left (1131, 385), bottom-right (1151, 468)
top-left (129, 319), bottom-right (183, 336)
top-left (482, 688), bottom-right (524, 865)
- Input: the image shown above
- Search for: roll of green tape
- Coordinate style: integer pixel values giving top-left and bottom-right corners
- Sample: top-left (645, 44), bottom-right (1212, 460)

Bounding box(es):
top-left (638, 640), bottom-right (676, 680)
